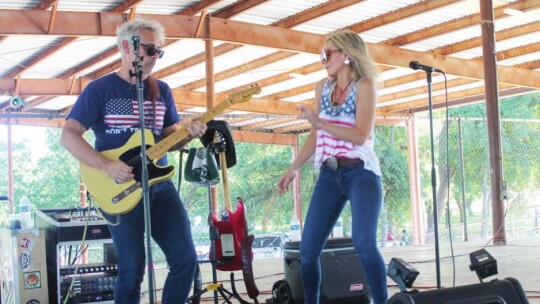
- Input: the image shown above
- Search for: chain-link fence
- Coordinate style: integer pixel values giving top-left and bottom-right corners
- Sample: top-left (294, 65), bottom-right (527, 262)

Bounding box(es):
top-left (228, 111), bottom-right (537, 260)
top-left (413, 114), bottom-right (540, 245)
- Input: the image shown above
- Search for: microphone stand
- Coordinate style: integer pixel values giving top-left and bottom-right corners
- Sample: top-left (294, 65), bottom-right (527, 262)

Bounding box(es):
top-left (423, 70), bottom-right (442, 289)
top-left (130, 35), bottom-right (156, 303)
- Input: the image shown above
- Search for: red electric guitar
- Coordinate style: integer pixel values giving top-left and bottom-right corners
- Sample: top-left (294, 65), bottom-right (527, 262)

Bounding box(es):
top-left (211, 133), bottom-right (249, 271)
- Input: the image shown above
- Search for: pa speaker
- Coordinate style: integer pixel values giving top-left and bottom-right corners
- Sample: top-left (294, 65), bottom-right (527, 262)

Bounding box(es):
top-left (385, 277), bottom-right (528, 304)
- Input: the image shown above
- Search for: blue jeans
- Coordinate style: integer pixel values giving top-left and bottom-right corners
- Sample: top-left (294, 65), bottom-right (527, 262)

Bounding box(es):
top-left (102, 180), bottom-right (197, 304)
top-left (299, 162), bottom-right (388, 304)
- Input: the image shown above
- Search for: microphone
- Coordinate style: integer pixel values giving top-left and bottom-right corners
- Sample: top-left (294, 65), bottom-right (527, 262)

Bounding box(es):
top-left (132, 35), bottom-right (141, 53)
top-left (409, 61), bottom-right (443, 73)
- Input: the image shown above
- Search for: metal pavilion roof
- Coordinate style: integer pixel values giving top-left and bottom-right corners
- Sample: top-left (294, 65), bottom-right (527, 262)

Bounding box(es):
top-left (0, 0), bottom-right (539, 143)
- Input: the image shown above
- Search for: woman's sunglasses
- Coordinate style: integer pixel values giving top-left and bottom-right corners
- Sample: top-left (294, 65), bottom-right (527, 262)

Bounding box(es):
top-left (320, 48), bottom-right (341, 65)
top-left (141, 43), bottom-right (165, 59)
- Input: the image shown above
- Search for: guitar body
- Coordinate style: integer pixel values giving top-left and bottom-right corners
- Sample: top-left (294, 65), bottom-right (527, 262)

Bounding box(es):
top-left (212, 199), bottom-right (248, 271)
top-left (81, 129), bottom-right (175, 214)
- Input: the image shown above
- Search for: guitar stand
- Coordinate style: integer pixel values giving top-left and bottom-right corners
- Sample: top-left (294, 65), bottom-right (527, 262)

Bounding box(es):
top-left (187, 270), bottom-right (251, 304)
top-left (186, 141), bottom-right (255, 304)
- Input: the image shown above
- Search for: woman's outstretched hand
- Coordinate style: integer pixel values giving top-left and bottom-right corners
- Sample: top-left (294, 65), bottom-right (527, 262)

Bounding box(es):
top-left (277, 168), bottom-right (296, 196)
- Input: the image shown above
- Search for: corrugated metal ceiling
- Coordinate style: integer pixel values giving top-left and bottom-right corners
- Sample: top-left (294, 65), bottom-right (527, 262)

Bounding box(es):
top-left (0, 0), bottom-right (539, 138)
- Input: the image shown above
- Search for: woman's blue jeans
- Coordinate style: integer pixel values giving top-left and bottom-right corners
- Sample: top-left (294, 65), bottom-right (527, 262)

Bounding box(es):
top-left (299, 162), bottom-right (388, 304)
top-left (102, 180), bottom-right (197, 304)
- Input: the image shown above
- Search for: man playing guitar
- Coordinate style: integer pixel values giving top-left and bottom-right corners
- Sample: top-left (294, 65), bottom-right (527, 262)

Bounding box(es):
top-left (60, 18), bottom-right (206, 304)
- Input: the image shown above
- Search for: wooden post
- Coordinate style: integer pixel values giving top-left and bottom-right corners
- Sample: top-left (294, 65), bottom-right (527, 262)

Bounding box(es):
top-left (292, 135), bottom-right (302, 231)
top-left (406, 119), bottom-right (425, 245)
top-left (7, 121), bottom-right (14, 213)
top-left (480, 0), bottom-right (506, 245)
top-left (204, 18), bottom-right (219, 214)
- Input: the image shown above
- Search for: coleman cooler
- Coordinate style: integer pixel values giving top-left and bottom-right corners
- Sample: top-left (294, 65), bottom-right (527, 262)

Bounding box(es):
top-left (282, 237), bottom-right (371, 304)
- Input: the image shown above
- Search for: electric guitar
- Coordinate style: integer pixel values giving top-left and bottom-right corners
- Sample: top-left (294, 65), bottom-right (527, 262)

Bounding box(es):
top-left (80, 84), bottom-right (261, 215)
top-left (211, 133), bottom-right (249, 271)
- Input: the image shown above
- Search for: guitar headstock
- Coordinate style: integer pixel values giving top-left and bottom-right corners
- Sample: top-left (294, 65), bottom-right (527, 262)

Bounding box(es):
top-left (228, 84), bottom-right (261, 104)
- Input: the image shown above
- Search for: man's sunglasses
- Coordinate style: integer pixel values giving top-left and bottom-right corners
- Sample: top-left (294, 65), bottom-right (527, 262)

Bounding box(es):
top-left (140, 43), bottom-right (165, 59)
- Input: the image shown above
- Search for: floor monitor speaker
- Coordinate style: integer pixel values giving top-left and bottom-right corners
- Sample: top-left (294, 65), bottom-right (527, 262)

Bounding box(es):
top-left (385, 277), bottom-right (528, 304)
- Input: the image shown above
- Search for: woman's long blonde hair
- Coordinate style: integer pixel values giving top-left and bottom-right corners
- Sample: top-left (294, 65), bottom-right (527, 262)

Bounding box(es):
top-left (326, 29), bottom-right (378, 81)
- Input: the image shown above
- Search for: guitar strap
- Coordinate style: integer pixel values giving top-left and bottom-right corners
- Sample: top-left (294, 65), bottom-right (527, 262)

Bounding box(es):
top-left (145, 75), bottom-right (160, 130)
top-left (241, 235), bottom-right (260, 300)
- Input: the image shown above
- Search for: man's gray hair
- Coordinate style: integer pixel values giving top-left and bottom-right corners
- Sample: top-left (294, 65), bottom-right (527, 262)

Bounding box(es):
top-left (116, 19), bottom-right (165, 55)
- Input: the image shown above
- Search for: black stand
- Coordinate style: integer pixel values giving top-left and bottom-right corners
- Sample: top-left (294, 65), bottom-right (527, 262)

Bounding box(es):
top-left (423, 71), bottom-right (442, 289)
top-left (130, 35), bottom-right (156, 303)
top-left (177, 149), bottom-right (204, 303)
top-left (186, 141), bottom-right (250, 304)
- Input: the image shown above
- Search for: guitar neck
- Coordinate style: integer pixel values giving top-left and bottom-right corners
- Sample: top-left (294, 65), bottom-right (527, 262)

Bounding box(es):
top-left (220, 151), bottom-right (232, 211)
top-left (146, 99), bottom-right (232, 161)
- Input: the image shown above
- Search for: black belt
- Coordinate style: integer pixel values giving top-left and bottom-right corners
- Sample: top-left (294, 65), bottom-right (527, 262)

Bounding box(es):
top-left (323, 156), bottom-right (363, 169)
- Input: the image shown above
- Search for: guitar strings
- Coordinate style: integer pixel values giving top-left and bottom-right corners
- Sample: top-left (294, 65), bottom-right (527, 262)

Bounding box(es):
top-left (234, 44), bottom-right (260, 95)
top-left (126, 153), bottom-right (142, 167)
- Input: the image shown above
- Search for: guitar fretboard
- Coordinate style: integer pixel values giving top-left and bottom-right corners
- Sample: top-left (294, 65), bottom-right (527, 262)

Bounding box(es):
top-left (146, 99), bottom-right (232, 161)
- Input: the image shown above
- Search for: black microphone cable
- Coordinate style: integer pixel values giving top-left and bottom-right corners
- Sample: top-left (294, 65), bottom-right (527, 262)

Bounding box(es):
top-left (438, 70), bottom-right (458, 287)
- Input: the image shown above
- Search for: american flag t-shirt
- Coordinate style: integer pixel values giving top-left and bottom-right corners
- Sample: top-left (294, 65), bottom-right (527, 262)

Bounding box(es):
top-left (104, 98), bottom-right (166, 133)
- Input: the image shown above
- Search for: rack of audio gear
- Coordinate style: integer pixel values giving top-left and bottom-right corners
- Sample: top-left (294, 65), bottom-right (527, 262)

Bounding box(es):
top-left (35, 207), bottom-right (118, 304)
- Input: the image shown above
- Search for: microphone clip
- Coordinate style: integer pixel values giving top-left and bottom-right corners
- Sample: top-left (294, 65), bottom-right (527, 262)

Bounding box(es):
top-left (130, 35), bottom-right (144, 80)
top-left (132, 35), bottom-right (141, 54)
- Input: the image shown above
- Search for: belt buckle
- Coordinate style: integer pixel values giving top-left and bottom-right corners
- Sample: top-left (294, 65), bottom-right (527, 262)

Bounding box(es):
top-left (326, 157), bottom-right (338, 169)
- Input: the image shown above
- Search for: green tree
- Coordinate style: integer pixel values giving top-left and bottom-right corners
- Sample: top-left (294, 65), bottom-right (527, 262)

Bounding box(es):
top-left (32, 128), bottom-right (81, 209)
top-left (376, 125), bottom-right (411, 242)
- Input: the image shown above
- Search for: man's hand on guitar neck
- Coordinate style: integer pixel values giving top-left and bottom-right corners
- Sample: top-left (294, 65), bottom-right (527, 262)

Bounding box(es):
top-left (166, 119), bottom-right (207, 151)
top-left (187, 119), bottom-right (207, 139)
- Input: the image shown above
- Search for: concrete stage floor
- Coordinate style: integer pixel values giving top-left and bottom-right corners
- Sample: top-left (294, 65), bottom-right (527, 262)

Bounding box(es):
top-left (142, 236), bottom-right (540, 303)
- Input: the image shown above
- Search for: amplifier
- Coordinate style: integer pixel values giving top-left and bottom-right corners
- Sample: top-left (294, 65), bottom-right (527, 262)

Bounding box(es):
top-left (34, 207), bottom-right (117, 304)
top-left (35, 207), bottom-right (111, 243)
top-left (59, 269), bottom-right (117, 303)
top-left (59, 263), bottom-right (118, 277)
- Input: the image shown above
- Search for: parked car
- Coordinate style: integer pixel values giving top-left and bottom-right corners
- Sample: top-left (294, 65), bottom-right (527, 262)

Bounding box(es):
top-left (195, 233), bottom-right (291, 261)
top-left (196, 245), bottom-right (210, 261)
top-left (252, 234), bottom-right (290, 259)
